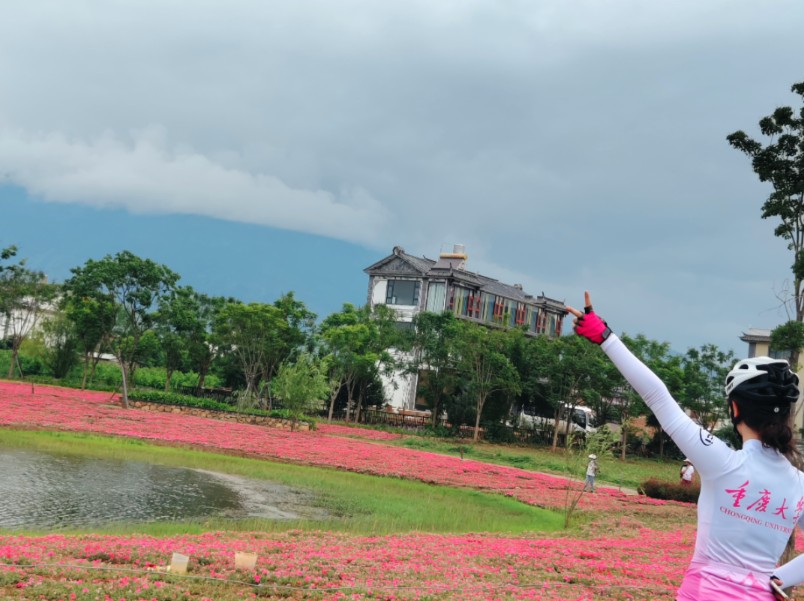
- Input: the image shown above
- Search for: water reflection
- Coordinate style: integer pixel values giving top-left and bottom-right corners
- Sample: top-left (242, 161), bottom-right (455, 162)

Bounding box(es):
top-left (0, 448), bottom-right (329, 529)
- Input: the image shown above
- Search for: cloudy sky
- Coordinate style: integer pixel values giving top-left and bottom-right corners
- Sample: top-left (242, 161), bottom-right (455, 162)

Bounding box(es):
top-left (1, 0), bottom-right (803, 356)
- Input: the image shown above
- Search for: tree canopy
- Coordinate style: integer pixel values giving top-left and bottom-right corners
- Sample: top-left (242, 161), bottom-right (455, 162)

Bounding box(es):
top-left (728, 81), bottom-right (804, 364)
top-left (63, 251), bottom-right (179, 406)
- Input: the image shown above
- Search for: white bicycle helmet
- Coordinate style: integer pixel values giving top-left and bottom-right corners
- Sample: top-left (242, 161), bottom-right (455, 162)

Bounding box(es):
top-left (724, 356), bottom-right (800, 404)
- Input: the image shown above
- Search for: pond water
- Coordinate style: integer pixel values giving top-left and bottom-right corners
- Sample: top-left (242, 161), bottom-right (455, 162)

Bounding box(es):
top-left (0, 448), bottom-right (330, 529)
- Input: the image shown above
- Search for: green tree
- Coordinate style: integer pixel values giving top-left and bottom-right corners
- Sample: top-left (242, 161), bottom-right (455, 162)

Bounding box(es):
top-left (319, 304), bottom-right (365, 421)
top-left (274, 292), bottom-right (317, 353)
top-left (62, 293), bottom-right (116, 388)
top-left (186, 294), bottom-right (234, 390)
top-left (627, 336), bottom-right (683, 459)
top-left (0, 249), bottom-right (58, 379)
top-left (63, 251), bottom-right (179, 407)
top-left (213, 302), bottom-right (287, 407)
top-left (266, 292), bottom-right (317, 405)
top-left (270, 353), bottom-right (331, 430)
top-left (682, 344), bottom-right (735, 433)
top-left (0, 244), bottom-right (20, 274)
top-left (319, 303), bottom-right (399, 422)
top-left (521, 335), bottom-right (606, 450)
top-left (770, 320), bottom-right (804, 365)
top-left (727, 81), bottom-right (804, 367)
top-left (407, 311), bottom-right (460, 425)
top-left (38, 311), bottom-right (80, 378)
top-left (154, 286), bottom-right (205, 391)
top-left (616, 334), bottom-right (680, 459)
top-left (452, 321), bottom-right (521, 442)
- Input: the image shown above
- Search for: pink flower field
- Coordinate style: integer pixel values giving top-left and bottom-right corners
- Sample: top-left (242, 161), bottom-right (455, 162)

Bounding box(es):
top-left (0, 528), bottom-right (696, 601)
top-left (0, 380), bottom-right (742, 599)
top-left (0, 382), bottom-right (677, 515)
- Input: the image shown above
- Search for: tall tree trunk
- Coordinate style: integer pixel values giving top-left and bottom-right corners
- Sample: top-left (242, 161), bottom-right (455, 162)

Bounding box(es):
top-left (620, 418), bottom-right (628, 461)
top-left (345, 379), bottom-right (356, 422)
top-left (89, 355), bottom-right (100, 387)
top-left (246, 374), bottom-right (262, 407)
top-left (327, 387), bottom-right (338, 422)
top-left (8, 349), bottom-right (18, 379)
top-left (81, 354), bottom-right (90, 389)
top-left (8, 335), bottom-right (24, 378)
top-left (196, 355), bottom-right (213, 392)
top-left (551, 405), bottom-right (562, 451)
top-left (563, 405), bottom-right (574, 448)
top-left (328, 376), bottom-right (349, 422)
top-left (431, 395), bottom-right (442, 427)
top-left (473, 394), bottom-right (484, 442)
top-left (355, 389), bottom-right (363, 423)
top-left (119, 361), bottom-right (130, 409)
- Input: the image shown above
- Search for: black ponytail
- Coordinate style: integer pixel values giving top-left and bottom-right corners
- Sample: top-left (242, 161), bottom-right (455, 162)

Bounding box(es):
top-left (730, 395), bottom-right (800, 461)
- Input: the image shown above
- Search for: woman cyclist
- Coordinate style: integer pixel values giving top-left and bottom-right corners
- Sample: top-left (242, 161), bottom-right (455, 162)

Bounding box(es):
top-left (567, 292), bottom-right (804, 600)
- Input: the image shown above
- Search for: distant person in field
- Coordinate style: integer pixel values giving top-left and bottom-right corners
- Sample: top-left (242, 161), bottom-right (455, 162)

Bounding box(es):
top-left (583, 454), bottom-right (599, 492)
top-left (680, 459), bottom-right (695, 486)
top-left (567, 291), bottom-right (804, 601)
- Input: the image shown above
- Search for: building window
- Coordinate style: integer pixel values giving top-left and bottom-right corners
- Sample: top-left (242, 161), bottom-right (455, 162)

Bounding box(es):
top-left (394, 321), bottom-right (414, 332)
top-left (426, 282), bottom-right (446, 312)
top-left (458, 289), bottom-right (481, 318)
top-left (493, 298), bottom-right (505, 323)
top-left (456, 288), bottom-right (468, 316)
top-left (536, 310), bottom-right (545, 334)
top-left (505, 299), bottom-right (516, 327)
top-left (515, 303), bottom-right (526, 325)
top-left (483, 295), bottom-right (495, 322)
top-left (386, 280), bottom-right (420, 306)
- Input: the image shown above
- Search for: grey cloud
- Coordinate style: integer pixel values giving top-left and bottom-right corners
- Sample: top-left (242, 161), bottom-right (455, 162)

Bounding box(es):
top-left (0, 128), bottom-right (391, 245)
top-left (1, 0), bottom-right (804, 353)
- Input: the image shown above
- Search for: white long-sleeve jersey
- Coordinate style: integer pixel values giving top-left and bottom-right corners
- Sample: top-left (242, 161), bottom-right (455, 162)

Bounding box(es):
top-left (601, 334), bottom-right (804, 600)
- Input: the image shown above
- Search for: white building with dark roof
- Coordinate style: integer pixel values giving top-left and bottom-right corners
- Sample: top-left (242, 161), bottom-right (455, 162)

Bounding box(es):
top-left (739, 326), bottom-right (804, 433)
top-left (364, 245), bottom-right (567, 410)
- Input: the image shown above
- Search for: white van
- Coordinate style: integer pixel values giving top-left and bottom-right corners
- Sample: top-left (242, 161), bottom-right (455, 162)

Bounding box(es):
top-left (514, 404), bottom-right (596, 435)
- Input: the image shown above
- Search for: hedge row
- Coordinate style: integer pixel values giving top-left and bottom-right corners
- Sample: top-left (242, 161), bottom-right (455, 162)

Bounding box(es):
top-left (639, 477), bottom-right (700, 503)
top-left (127, 389), bottom-right (314, 426)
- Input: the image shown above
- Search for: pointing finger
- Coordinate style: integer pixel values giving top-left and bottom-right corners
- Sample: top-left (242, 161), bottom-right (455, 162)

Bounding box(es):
top-left (566, 305), bottom-right (583, 318)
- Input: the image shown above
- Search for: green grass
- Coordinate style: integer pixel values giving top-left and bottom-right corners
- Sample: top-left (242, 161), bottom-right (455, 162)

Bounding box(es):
top-left (396, 436), bottom-right (681, 489)
top-left (0, 429), bottom-right (565, 536)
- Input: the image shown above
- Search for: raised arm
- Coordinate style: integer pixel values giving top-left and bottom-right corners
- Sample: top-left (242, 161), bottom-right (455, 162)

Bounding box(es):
top-left (566, 292), bottom-right (733, 476)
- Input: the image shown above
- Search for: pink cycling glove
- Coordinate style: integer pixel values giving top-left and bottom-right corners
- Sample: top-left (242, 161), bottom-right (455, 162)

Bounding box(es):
top-left (574, 307), bottom-right (612, 345)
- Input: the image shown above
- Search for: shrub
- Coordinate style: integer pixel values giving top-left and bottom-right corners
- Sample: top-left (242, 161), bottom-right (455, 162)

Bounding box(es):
top-left (128, 389), bottom-right (315, 427)
top-left (17, 353), bottom-right (46, 376)
top-left (133, 367), bottom-right (221, 391)
top-left (640, 477), bottom-right (700, 503)
top-left (421, 424), bottom-right (452, 438)
top-left (483, 421), bottom-right (517, 444)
